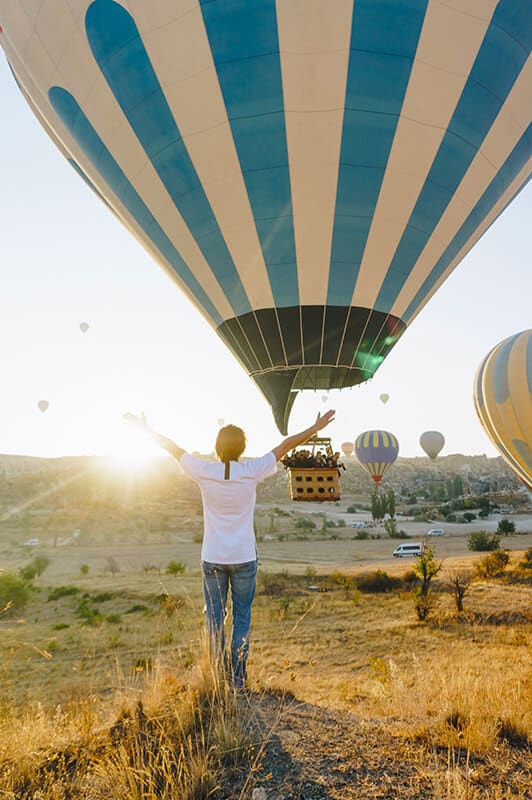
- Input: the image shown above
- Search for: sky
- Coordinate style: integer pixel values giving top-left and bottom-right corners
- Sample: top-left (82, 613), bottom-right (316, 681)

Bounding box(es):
top-left (0, 55), bottom-right (530, 462)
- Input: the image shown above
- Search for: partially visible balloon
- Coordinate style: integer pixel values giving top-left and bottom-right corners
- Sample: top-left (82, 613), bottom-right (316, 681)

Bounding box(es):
top-left (2, 2), bottom-right (530, 434)
top-left (355, 430), bottom-right (399, 484)
top-left (321, 395), bottom-right (328, 404)
top-left (379, 394), bottom-right (390, 405)
top-left (420, 430), bottom-right (445, 460)
top-left (217, 418), bottom-right (225, 427)
top-left (341, 441), bottom-right (354, 458)
top-left (474, 330), bottom-right (532, 489)
top-left (38, 400), bottom-right (49, 414)
top-left (79, 322), bottom-right (89, 333)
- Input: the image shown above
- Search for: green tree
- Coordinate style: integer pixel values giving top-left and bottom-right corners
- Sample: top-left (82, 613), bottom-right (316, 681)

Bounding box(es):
top-left (453, 475), bottom-right (463, 498)
top-left (19, 555), bottom-right (50, 581)
top-left (413, 548), bottom-right (441, 621)
top-left (371, 488), bottom-right (387, 523)
top-left (497, 518), bottom-right (515, 535)
top-left (468, 531), bottom-right (501, 552)
top-left (386, 488), bottom-right (396, 519)
top-left (296, 517), bottom-right (316, 530)
top-left (0, 573), bottom-right (30, 614)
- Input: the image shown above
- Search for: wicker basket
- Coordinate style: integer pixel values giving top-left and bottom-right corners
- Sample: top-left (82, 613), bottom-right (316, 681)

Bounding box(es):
top-left (287, 467), bottom-right (341, 501)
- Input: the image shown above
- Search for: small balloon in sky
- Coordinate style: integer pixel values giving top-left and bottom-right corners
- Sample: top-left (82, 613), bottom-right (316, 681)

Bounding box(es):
top-left (217, 418), bottom-right (225, 427)
top-left (37, 400), bottom-right (49, 413)
top-left (419, 430), bottom-right (445, 460)
top-left (321, 395), bottom-right (328, 404)
top-left (341, 441), bottom-right (354, 457)
top-left (79, 322), bottom-right (90, 333)
top-left (379, 393), bottom-right (390, 405)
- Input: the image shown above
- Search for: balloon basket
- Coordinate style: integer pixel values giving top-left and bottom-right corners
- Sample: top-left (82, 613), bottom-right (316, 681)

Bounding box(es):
top-left (282, 436), bottom-right (342, 501)
top-left (287, 467), bottom-right (341, 501)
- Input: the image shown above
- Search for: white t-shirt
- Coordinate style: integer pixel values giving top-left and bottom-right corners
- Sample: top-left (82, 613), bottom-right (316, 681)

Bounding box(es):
top-left (179, 451), bottom-right (278, 564)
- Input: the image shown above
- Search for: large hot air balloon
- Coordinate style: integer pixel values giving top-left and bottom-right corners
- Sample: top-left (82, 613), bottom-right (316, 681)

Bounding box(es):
top-left (2, 2), bottom-right (530, 433)
top-left (474, 330), bottom-right (532, 489)
top-left (379, 394), bottom-right (390, 405)
top-left (37, 400), bottom-right (49, 414)
top-left (355, 430), bottom-right (399, 484)
top-left (420, 430), bottom-right (445, 460)
top-left (341, 441), bottom-right (354, 458)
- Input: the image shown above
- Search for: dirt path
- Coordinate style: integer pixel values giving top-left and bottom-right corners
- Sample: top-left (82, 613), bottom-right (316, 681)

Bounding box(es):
top-left (226, 692), bottom-right (531, 800)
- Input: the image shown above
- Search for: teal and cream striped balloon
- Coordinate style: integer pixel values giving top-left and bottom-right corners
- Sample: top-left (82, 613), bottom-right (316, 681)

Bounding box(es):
top-left (1, 1), bottom-right (530, 432)
top-left (474, 330), bottom-right (532, 490)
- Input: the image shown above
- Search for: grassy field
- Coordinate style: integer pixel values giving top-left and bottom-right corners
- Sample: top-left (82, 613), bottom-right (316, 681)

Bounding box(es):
top-left (1, 504), bottom-right (531, 798)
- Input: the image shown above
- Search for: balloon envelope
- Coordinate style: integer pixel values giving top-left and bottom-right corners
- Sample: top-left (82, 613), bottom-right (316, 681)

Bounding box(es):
top-left (79, 322), bottom-right (89, 333)
top-left (2, 2), bottom-right (530, 433)
top-left (420, 430), bottom-right (445, 460)
top-left (341, 441), bottom-right (354, 457)
top-left (37, 400), bottom-right (49, 413)
top-left (355, 430), bottom-right (399, 484)
top-left (217, 418), bottom-right (225, 427)
top-left (474, 330), bottom-right (532, 489)
top-left (379, 393), bottom-right (390, 405)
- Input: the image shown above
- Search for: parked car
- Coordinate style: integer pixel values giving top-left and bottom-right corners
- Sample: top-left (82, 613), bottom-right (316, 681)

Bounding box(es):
top-left (393, 542), bottom-right (426, 558)
top-left (23, 538), bottom-right (39, 547)
top-left (427, 528), bottom-right (447, 537)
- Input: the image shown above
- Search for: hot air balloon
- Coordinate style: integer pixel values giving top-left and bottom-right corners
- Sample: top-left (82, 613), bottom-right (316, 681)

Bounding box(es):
top-left (341, 441), bottom-right (354, 458)
top-left (321, 394), bottom-right (328, 404)
top-left (379, 394), bottom-right (390, 405)
top-left (79, 322), bottom-right (89, 333)
top-left (474, 330), bottom-right (532, 489)
top-left (420, 430), bottom-right (445, 460)
top-left (217, 418), bottom-right (225, 428)
top-left (355, 430), bottom-right (399, 484)
top-left (2, 2), bottom-right (530, 433)
top-left (37, 400), bottom-right (49, 414)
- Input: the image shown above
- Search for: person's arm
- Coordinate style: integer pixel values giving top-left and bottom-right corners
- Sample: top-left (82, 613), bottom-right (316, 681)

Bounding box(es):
top-left (272, 409), bottom-right (335, 462)
top-left (123, 412), bottom-right (185, 461)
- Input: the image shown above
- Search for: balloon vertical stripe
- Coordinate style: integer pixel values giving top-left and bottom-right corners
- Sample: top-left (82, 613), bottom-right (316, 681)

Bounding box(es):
top-left (326, 0), bottom-right (428, 307)
top-left (200, 0), bottom-right (299, 308)
top-left (48, 86), bottom-right (223, 326)
top-left (85, 0), bottom-right (252, 318)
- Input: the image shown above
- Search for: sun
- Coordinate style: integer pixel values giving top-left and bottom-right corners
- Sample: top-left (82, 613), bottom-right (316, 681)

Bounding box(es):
top-left (101, 423), bottom-right (162, 474)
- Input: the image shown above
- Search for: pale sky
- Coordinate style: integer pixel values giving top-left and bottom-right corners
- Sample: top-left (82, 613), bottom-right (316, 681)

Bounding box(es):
top-left (0, 57), bottom-right (530, 462)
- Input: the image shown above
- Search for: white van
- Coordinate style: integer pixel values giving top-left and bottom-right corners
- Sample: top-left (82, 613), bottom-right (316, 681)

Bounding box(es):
top-left (393, 542), bottom-right (426, 558)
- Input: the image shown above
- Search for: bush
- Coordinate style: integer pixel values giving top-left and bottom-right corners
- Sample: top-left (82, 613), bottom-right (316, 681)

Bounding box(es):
top-left (475, 550), bottom-right (510, 578)
top-left (463, 512), bottom-right (476, 522)
top-left (444, 513), bottom-right (457, 522)
top-left (356, 570), bottom-right (400, 593)
top-left (80, 564), bottom-right (89, 576)
top-left (19, 555), bottom-right (50, 581)
top-left (166, 560), bottom-right (186, 575)
top-left (519, 548), bottom-right (532, 570)
top-left (295, 518), bottom-right (316, 530)
top-left (497, 518), bottom-right (516, 535)
top-left (47, 585), bottom-right (80, 602)
top-left (478, 508), bottom-right (490, 519)
top-left (0, 573), bottom-right (30, 613)
top-left (353, 529), bottom-right (370, 540)
top-left (468, 531), bottom-right (501, 552)
top-left (346, 505), bottom-right (358, 513)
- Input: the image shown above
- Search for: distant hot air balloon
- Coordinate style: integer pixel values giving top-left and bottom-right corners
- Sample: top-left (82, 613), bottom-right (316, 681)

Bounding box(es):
top-left (79, 322), bottom-right (89, 333)
top-left (420, 430), bottom-right (445, 460)
top-left (474, 330), bottom-right (532, 489)
top-left (379, 394), bottom-right (390, 405)
top-left (355, 430), bottom-right (399, 484)
top-left (321, 394), bottom-right (328, 404)
top-left (37, 400), bottom-right (49, 414)
top-left (217, 418), bottom-right (225, 428)
top-left (341, 441), bottom-right (354, 458)
top-left (2, 2), bottom-right (530, 433)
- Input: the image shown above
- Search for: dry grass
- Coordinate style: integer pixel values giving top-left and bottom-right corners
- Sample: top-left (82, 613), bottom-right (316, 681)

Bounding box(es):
top-left (0, 562), bottom-right (530, 798)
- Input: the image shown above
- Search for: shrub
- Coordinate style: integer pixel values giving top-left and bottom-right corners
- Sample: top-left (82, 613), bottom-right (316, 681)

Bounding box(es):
top-left (353, 529), bottom-right (370, 540)
top-left (47, 585), bottom-right (80, 602)
top-left (80, 564), bottom-right (89, 576)
top-left (19, 555), bottom-right (50, 581)
top-left (463, 512), bottom-right (476, 522)
top-left (166, 560), bottom-right (186, 575)
top-left (497, 518), bottom-right (515, 535)
top-left (519, 548), bottom-right (532, 570)
top-left (444, 513), bottom-right (457, 522)
top-left (0, 573), bottom-right (30, 613)
top-left (296, 518), bottom-right (316, 530)
top-left (478, 508), bottom-right (490, 519)
top-left (468, 531), bottom-right (501, 552)
top-left (336, 518), bottom-right (346, 528)
top-left (446, 569), bottom-right (473, 612)
top-left (475, 550), bottom-right (511, 578)
top-left (413, 549), bottom-right (441, 621)
top-left (346, 505), bottom-right (358, 513)
top-left (356, 570), bottom-right (400, 593)
top-left (304, 566), bottom-right (317, 579)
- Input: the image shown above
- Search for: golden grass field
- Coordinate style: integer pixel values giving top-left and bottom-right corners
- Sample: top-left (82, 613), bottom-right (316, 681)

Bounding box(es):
top-left (0, 507), bottom-right (531, 798)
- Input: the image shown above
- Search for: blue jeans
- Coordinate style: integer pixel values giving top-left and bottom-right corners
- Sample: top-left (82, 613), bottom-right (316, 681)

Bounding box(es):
top-left (202, 560), bottom-right (257, 688)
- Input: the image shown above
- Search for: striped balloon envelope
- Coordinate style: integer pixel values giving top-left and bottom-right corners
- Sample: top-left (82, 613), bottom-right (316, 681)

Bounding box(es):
top-left (1, 2), bottom-right (531, 433)
top-left (474, 330), bottom-right (532, 490)
top-left (355, 430), bottom-right (399, 484)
